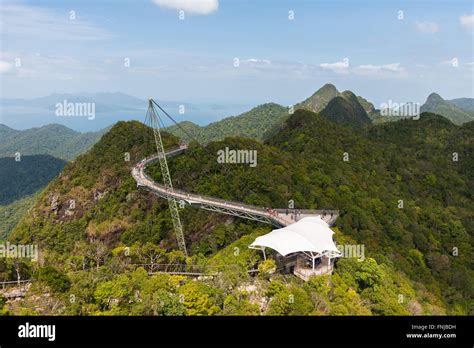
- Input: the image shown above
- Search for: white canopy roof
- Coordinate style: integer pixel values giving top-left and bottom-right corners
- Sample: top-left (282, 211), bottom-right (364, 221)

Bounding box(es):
top-left (249, 216), bottom-right (341, 257)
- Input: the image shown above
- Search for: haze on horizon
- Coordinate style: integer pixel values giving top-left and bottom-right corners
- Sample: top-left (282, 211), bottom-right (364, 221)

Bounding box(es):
top-left (0, 0), bottom-right (473, 130)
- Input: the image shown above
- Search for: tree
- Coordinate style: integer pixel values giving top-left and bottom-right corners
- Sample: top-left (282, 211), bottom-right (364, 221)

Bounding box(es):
top-left (353, 258), bottom-right (384, 290)
top-left (0, 294), bottom-right (10, 315)
top-left (94, 274), bottom-right (132, 314)
top-left (35, 266), bottom-right (71, 293)
top-left (258, 259), bottom-right (276, 279)
top-left (88, 239), bottom-right (109, 271)
top-left (148, 289), bottom-right (185, 316)
top-left (131, 242), bottom-right (166, 273)
top-left (223, 295), bottom-right (260, 315)
top-left (266, 284), bottom-right (313, 316)
top-left (178, 282), bottom-right (221, 316)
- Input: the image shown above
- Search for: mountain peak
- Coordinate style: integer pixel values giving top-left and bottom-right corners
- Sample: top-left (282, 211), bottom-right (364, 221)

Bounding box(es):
top-left (0, 124), bottom-right (17, 131)
top-left (296, 83), bottom-right (340, 113)
top-left (421, 93), bottom-right (474, 125)
top-left (341, 90), bottom-right (358, 102)
top-left (40, 123), bottom-right (79, 132)
top-left (320, 95), bottom-right (371, 126)
top-left (312, 83), bottom-right (340, 100)
top-left (317, 83), bottom-right (339, 94)
top-left (426, 92), bottom-right (444, 103)
top-left (0, 124), bottom-right (19, 138)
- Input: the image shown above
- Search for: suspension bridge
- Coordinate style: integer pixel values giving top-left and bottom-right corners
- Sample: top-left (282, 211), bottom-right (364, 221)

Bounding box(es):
top-left (133, 149), bottom-right (339, 228)
top-left (133, 99), bottom-right (339, 256)
top-left (2, 99), bottom-right (338, 301)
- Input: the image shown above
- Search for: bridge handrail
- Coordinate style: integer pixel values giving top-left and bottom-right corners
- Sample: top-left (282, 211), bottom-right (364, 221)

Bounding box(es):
top-left (0, 279), bottom-right (32, 285)
top-left (274, 208), bottom-right (339, 214)
top-left (145, 180), bottom-right (269, 214)
top-left (140, 156), bottom-right (272, 215)
top-left (133, 262), bottom-right (260, 269)
top-left (133, 149), bottom-right (339, 227)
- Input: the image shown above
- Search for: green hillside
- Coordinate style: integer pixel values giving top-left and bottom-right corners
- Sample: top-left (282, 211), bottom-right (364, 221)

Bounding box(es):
top-left (5, 112), bottom-right (473, 316)
top-left (8, 121), bottom-right (182, 252)
top-left (0, 154), bottom-right (68, 238)
top-left (319, 92), bottom-right (371, 126)
top-left (421, 93), bottom-right (474, 125)
top-left (0, 195), bottom-right (36, 240)
top-left (295, 83), bottom-right (340, 113)
top-left (356, 95), bottom-right (387, 122)
top-left (264, 86), bottom-right (374, 139)
top-left (269, 111), bottom-right (473, 313)
top-left (0, 124), bottom-right (18, 139)
top-left (0, 155), bottom-right (67, 205)
top-left (0, 124), bottom-right (107, 238)
top-left (167, 103), bottom-right (288, 144)
top-left (168, 86), bottom-right (473, 146)
top-left (0, 124), bottom-right (107, 161)
top-left (450, 97), bottom-right (474, 114)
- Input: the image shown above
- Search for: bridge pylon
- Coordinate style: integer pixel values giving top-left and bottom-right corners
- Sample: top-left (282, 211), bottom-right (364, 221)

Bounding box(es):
top-left (145, 99), bottom-right (187, 257)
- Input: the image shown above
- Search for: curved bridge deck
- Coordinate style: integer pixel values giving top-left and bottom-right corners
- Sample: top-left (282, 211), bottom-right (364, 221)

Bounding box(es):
top-left (132, 146), bottom-right (338, 227)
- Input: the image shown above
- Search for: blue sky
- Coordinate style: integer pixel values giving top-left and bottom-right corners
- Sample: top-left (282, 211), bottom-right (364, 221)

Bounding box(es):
top-left (1, 0), bottom-right (473, 110)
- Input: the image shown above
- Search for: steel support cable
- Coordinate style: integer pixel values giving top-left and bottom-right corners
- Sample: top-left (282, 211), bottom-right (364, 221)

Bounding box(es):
top-left (148, 101), bottom-right (197, 191)
top-left (147, 99), bottom-right (263, 222)
top-left (151, 99), bottom-right (201, 145)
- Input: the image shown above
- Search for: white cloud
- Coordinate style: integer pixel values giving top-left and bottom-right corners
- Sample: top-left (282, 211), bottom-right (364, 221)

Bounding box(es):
top-left (319, 58), bottom-right (349, 73)
top-left (415, 21), bottom-right (439, 34)
top-left (357, 63), bottom-right (403, 72)
top-left (243, 58), bottom-right (272, 65)
top-left (0, 51), bottom-right (109, 81)
top-left (0, 60), bottom-right (14, 74)
top-left (152, 0), bottom-right (218, 15)
top-left (1, 4), bottom-right (111, 41)
top-left (353, 63), bottom-right (405, 78)
top-left (460, 14), bottom-right (474, 30)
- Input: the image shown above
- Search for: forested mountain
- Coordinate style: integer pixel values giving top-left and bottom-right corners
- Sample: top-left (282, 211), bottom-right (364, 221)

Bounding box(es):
top-left (0, 195), bottom-right (36, 240)
top-left (167, 85), bottom-right (474, 145)
top-left (319, 92), bottom-right (371, 126)
top-left (450, 97), bottom-right (474, 114)
top-left (355, 95), bottom-right (385, 122)
top-left (0, 124), bottom-right (107, 161)
top-left (263, 85), bottom-right (375, 139)
top-left (420, 93), bottom-right (474, 125)
top-left (0, 124), bottom-right (107, 238)
top-left (0, 124), bottom-right (18, 139)
top-left (166, 103), bottom-right (288, 143)
top-left (0, 155), bottom-right (66, 238)
top-left (294, 83), bottom-right (340, 113)
top-left (167, 84), bottom-right (378, 143)
top-left (4, 109), bottom-right (473, 316)
top-left (0, 155), bottom-right (67, 205)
